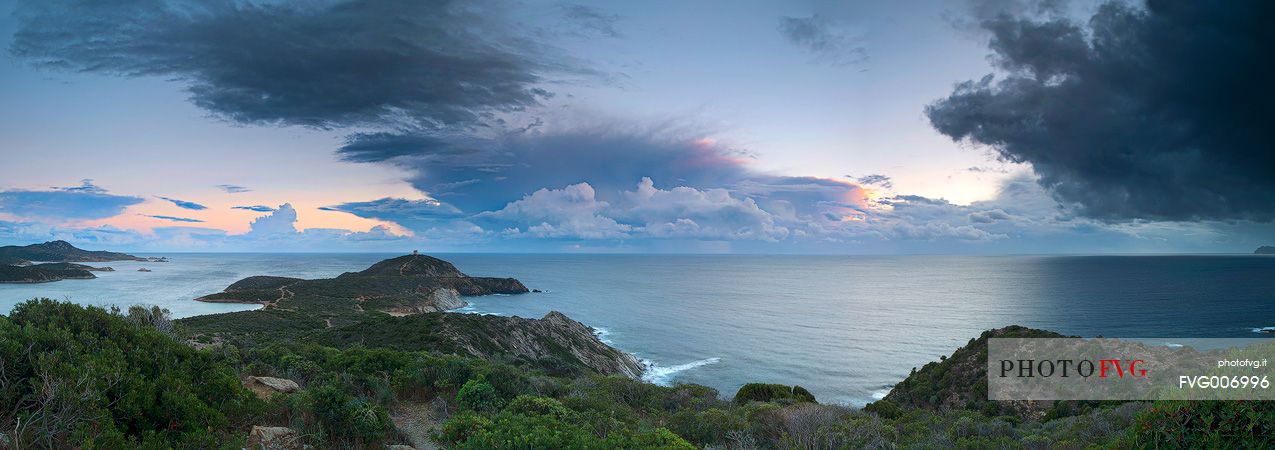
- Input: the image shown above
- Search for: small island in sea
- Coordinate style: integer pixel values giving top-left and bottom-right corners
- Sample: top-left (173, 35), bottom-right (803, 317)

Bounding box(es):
top-left (0, 262), bottom-right (113, 283)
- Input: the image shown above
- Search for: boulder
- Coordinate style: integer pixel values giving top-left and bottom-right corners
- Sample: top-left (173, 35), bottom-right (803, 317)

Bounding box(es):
top-left (245, 376), bottom-right (300, 399)
top-left (246, 426), bottom-right (301, 450)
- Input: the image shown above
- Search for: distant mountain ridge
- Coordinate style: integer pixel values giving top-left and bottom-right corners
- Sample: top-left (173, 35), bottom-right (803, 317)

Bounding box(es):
top-left (1256, 246), bottom-right (1275, 255)
top-left (0, 240), bottom-right (150, 263)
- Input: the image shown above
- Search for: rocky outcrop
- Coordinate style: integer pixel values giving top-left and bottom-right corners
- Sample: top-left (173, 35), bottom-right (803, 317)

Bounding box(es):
top-left (384, 288), bottom-right (464, 316)
top-left (316, 311), bottom-right (645, 379)
top-left (245, 376), bottom-right (301, 399)
top-left (246, 426), bottom-right (301, 450)
top-left (1256, 246), bottom-right (1275, 255)
top-left (536, 311), bottom-right (645, 378)
top-left (0, 263), bottom-right (100, 283)
top-left (0, 240), bottom-right (148, 262)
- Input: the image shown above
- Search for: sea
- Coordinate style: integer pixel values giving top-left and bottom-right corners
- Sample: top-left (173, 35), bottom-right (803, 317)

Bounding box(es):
top-left (3, 253), bottom-right (1275, 405)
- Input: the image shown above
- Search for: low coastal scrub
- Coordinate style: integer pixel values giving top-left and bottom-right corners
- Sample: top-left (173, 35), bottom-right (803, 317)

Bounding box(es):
top-left (4, 299), bottom-right (1275, 449)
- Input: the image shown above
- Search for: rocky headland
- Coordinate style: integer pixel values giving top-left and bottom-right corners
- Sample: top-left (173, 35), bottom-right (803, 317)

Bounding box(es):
top-left (181, 253), bottom-right (641, 377)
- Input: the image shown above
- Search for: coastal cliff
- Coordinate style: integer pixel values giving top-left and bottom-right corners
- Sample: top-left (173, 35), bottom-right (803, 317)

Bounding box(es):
top-left (317, 310), bottom-right (646, 378)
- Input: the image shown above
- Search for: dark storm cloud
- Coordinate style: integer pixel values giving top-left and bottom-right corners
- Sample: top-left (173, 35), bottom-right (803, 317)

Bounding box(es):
top-left (11, 0), bottom-right (566, 129)
top-left (217, 184), bottom-right (251, 193)
top-left (232, 205), bottom-right (276, 212)
top-left (337, 132), bottom-right (464, 163)
top-left (143, 214), bottom-right (204, 223)
top-left (332, 123), bottom-right (871, 236)
top-left (927, 0), bottom-right (1275, 221)
top-left (778, 15), bottom-right (868, 67)
top-left (320, 197), bottom-right (464, 229)
top-left (156, 196), bottom-right (208, 210)
top-left (340, 125), bottom-right (762, 213)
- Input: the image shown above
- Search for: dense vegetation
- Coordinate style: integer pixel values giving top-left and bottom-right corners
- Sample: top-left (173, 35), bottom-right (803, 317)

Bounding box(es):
top-left (4, 299), bottom-right (1275, 449)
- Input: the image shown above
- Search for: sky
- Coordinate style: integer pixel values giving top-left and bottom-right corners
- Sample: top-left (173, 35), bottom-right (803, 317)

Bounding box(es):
top-left (0, 0), bottom-right (1272, 253)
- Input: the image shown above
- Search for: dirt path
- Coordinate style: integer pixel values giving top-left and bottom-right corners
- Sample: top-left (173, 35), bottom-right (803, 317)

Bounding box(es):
top-left (399, 254), bottom-right (418, 276)
top-left (260, 282), bottom-right (299, 309)
top-left (391, 400), bottom-right (440, 450)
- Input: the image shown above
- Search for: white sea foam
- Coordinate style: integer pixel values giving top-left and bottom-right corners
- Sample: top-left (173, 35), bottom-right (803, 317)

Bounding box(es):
top-left (642, 357), bottom-right (721, 386)
top-left (871, 389), bottom-right (890, 400)
top-left (452, 305), bottom-right (504, 316)
top-left (1164, 342), bottom-right (1184, 348)
top-left (592, 327), bottom-right (613, 344)
top-left (1252, 327), bottom-right (1275, 334)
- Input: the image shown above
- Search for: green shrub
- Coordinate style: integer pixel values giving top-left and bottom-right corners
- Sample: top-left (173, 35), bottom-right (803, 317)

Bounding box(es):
top-left (667, 407), bottom-right (747, 446)
top-left (792, 385), bottom-right (816, 403)
top-left (440, 411), bottom-right (695, 450)
top-left (504, 395), bottom-right (574, 420)
top-left (457, 378), bottom-right (504, 412)
top-left (307, 380), bottom-right (394, 445)
top-left (1133, 401), bottom-right (1275, 448)
top-left (734, 383), bottom-right (817, 404)
top-left (0, 299), bottom-right (261, 448)
top-left (864, 399), bottom-right (903, 419)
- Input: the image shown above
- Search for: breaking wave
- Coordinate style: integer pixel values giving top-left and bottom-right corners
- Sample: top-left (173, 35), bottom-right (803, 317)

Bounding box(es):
top-left (642, 357), bottom-right (721, 386)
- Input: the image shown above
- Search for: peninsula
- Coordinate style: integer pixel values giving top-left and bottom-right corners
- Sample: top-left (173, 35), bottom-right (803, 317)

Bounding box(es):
top-left (182, 253), bottom-right (643, 378)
